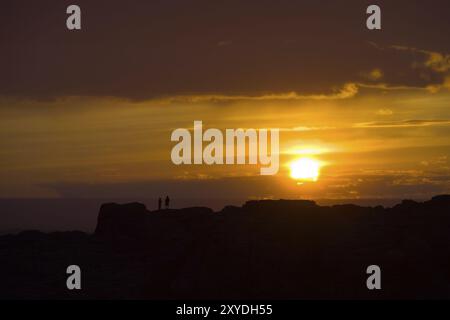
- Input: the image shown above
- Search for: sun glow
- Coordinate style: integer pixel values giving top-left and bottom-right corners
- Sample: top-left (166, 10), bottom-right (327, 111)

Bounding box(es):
top-left (289, 157), bottom-right (321, 181)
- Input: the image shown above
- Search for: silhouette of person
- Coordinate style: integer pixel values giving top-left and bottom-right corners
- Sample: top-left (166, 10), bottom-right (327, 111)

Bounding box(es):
top-left (165, 196), bottom-right (170, 209)
top-left (158, 197), bottom-right (162, 210)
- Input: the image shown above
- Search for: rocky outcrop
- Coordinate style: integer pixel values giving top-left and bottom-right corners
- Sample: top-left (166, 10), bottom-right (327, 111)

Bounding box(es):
top-left (94, 202), bottom-right (148, 238)
top-left (3, 195), bottom-right (450, 299)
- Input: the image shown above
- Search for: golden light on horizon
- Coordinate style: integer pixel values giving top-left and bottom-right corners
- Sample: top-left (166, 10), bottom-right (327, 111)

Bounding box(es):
top-left (289, 157), bottom-right (321, 182)
top-left (287, 147), bottom-right (330, 155)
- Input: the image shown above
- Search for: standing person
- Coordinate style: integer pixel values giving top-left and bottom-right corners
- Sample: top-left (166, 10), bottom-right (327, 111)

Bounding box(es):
top-left (158, 197), bottom-right (162, 210)
top-left (165, 196), bottom-right (170, 209)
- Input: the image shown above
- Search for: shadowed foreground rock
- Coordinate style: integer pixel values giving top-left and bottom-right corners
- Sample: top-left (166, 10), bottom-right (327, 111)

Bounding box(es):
top-left (1, 195), bottom-right (450, 299)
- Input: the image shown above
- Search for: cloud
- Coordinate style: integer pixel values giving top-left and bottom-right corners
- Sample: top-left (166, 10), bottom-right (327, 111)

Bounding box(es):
top-left (358, 43), bottom-right (450, 93)
top-left (420, 155), bottom-right (448, 167)
top-left (376, 108), bottom-right (393, 116)
top-left (280, 126), bottom-right (337, 132)
top-left (387, 45), bottom-right (450, 92)
top-left (158, 83), bottom-right (359, 103)
top-left (363, 69), bottom-right (384, 81)
top-left (1, 0), bottom-right (450, 101)
top-left (354, 119), bottom-right (450, 128)
top-left (391, 45), bottom-right (450, 73)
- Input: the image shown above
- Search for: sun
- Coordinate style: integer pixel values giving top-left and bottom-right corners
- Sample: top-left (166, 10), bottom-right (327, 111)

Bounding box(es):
top-left (289, 157), bottom-right (321, 181)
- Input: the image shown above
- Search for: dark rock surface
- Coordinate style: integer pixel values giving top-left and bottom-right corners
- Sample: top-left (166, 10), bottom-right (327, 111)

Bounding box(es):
top-left (1, 196), bottom-right (450, 299)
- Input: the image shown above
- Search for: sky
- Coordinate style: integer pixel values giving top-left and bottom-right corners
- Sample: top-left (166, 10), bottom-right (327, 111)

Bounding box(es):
top-left (1, 0), bottom-right (450, 207)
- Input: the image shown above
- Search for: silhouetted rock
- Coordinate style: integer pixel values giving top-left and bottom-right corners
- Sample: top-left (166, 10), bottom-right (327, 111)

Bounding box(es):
top-left (394, 199), bottom-right (419, 210)
top-left (1, 195), bottom-right (450, 299)
top-left (243, 199), bottom-right (317, 212)
top-left (95, 202), bottom-right (148, 238)
top-left (431, 194), bottom-right (450, 203)
top-left (428, 195), bottom-right (450, 210)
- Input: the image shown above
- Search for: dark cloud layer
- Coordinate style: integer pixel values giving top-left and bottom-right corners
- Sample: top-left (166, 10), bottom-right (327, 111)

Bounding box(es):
top-left (1, 0), bottom-right (450, 100)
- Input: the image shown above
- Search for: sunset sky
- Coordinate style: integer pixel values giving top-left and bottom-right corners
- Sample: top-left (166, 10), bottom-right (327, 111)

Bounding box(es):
top-left (1, 1), bottom-right (450, 207)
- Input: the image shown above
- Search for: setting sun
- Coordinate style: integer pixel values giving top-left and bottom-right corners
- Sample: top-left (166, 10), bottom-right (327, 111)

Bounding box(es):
top-left (289, 158), bottom-right (321, 181)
